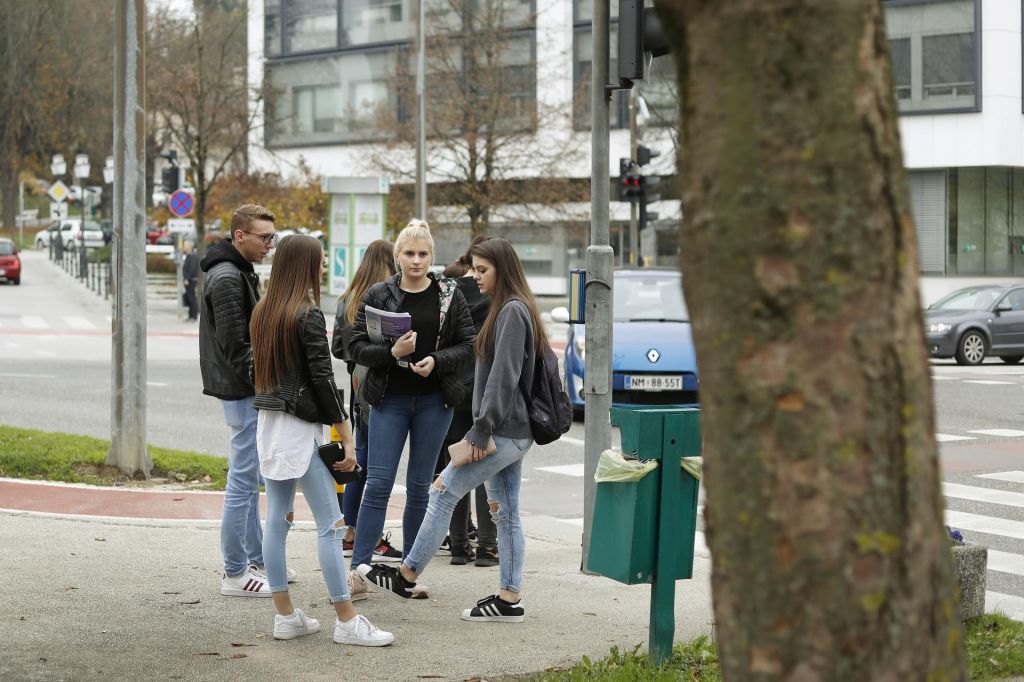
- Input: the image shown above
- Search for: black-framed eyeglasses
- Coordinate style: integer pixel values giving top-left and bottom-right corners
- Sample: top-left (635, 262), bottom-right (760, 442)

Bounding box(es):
top-left (240, 229), bottom-right (277, 247)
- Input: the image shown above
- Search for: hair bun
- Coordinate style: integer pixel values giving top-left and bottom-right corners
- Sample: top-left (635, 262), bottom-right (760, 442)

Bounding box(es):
top-left (406, 218), bottom-right (430, 231)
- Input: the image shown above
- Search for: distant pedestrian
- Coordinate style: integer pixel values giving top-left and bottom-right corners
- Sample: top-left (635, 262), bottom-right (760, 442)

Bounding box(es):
top-left (199, 203), bottom-right (281, 597)
top-left (182, 240), bottom-right (199, 322)
top-left (330, 239), bottom-right (403, 577)
top-left (347, 219), bottom-right (476, 583)
top-left (250, 234), bottom-right (394, 646)
top-left (435, 239), bottom-right (498, 567)
top-left (359, 238), bottom-right (541, 623)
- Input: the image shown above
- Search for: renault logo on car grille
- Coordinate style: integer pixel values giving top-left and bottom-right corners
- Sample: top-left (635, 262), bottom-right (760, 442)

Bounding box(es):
top-left (647, 349), bottom-right (660, 363)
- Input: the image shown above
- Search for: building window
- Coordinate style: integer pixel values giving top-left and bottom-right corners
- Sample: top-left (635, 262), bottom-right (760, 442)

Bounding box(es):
top-left (574, 26), bottom-right (628, 129)
top-left (341, 0), bottom-right (413, 47)
top-left (889, 38), bottom-right (911, 99)
top-left (267, 49), bottom-right (402, 146)
top-left (883, 0), bottom-right (979, 114)
top-left (266, 0), bottom-right (282, 57)
top-left (284, 0), bottom-right (338, 54)
top-left (945, 168), bottom-right (1024, 276)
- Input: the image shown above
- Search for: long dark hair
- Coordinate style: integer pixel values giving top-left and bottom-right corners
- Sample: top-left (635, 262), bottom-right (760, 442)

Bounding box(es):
top-left (470, 238), bottom-right (548, 361)
top-left (341, 239), bottom-right (396, 323)
top-left (251, 235), bottom-right (323, 393)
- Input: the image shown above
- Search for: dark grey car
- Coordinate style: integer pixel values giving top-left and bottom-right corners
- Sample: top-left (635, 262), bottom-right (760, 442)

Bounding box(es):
top-left (925, 284), bottom-right (1024, 365)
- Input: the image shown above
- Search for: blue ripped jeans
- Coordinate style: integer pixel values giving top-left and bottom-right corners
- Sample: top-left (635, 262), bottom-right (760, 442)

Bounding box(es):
top-left (262, 449), bottom-right (352, 602)
top-left (219, 397), bottom-right (264, 577)
top-left (402, 435), bottom-right (532, 593)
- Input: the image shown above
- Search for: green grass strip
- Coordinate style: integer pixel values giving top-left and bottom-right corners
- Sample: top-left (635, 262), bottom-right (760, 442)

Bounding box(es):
top-left (967, 613), bottom-right (1024, 680)
top-left (526, 637), bottom-right (721, 681)
top-left (0, 425), bottom-right (227, 490)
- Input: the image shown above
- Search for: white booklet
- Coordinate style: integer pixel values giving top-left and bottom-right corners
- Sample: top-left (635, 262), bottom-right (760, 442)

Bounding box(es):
top-left (365, 305), bottom-right (413, 364)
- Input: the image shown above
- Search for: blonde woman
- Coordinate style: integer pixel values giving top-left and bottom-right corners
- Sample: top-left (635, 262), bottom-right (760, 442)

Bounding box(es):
top-left (250, 234), bottom-right (393, 646)
top-left (347, 220), bottom-right (476, 577)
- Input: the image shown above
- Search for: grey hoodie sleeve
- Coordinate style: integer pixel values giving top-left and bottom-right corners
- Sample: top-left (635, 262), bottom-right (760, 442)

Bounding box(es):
top-left (465, 301), bottom-right (531, 447)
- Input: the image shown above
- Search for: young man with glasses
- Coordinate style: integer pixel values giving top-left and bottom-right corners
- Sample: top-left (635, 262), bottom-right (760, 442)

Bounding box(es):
top-left (199, 204), bottom-right (282, 597)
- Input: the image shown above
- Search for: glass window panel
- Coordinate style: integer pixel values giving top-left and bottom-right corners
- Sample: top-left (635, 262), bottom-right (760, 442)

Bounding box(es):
top-left (285, 0), bottom-right (338, 53)
top-left (468, 0), bottom-right (534, 29)
top-left (889, 37), bottom-right (910, 100)
top-left (266, 0), bottom-right (282, 56)
top-left (575, 26), bottom-right (627, 129)
top-left (883, 0), bottom-right (977, 113)
top-left (341, 0), bottom-right (414, 47)
top-left (986, 168), bottom-right (1010, 274)
top-left (267, 50), bottom-right (401, 146)
top-left (1012, 170), bottom-right (1024, 273)
top-left (956, 167), bottom-right (985, 274)
top-left (637, 54), bottom-right (677, 126)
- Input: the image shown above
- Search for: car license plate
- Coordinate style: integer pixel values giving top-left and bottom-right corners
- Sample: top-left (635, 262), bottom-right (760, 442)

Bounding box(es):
top-left (625, 375), bottom-right (682, 391)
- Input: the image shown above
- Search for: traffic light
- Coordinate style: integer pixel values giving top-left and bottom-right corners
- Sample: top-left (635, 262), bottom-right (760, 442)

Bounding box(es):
top-left (638, 175), bottom-right (660, 231)
top-left (637, 144), bottom-right (659, 167)
top-left (161, 165), bottom-right (180, 194)
top-left (617, 158), bottom-right (642, 202)
top-left (617, 1), bottom-right (670, 88)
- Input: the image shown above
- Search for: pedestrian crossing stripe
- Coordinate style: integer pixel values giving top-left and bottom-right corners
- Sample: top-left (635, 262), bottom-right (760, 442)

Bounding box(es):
top-left (942, 482), bottom-right (1024, 509)
top-left (936, 434), bottom-right (975, 442)
top-left (978, 471), bottom-right (1024, 484)
top-left (945, 510), bottom-right (1024, 541)
top-left (969, 429), bottom-right (1024, 438)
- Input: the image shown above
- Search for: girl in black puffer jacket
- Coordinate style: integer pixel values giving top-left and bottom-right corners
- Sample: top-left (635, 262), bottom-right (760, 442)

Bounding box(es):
top-left (347, 220), bottom-right (476, 577)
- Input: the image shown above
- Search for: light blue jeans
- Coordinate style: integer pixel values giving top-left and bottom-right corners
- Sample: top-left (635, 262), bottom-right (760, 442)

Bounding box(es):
top-left (403, 435), bottom-right (532, 593)
top-left (219, 397), bottom-right (264, 577)
top-left (352, 392), bottom-right (453, 567)
top-left (263, 449), bottom-right (352, 602)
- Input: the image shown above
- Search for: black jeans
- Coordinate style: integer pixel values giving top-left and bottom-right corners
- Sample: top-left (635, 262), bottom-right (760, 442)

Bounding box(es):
top-left (184, 282), bottom-right (198, 320)
top-left (436, 436), bottom-right (497, 551)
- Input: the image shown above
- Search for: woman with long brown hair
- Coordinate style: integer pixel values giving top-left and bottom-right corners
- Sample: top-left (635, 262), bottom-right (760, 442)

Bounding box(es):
top-left (359, 238), bottom-right (541, 623)
top-left (331, 239), bottom-right (402, 564)
top-left (250, 234), bottom-right (393, 646)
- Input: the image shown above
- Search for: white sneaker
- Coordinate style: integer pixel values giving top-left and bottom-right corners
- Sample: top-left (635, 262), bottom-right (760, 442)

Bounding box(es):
top-left (333, 615), bottom-right (395, 647)
top-left (273, 608), bottom-right (321, 640)
top-left (249, 564), bottom-right (298, 584)
top-left (348, 570), bottom-right (369, 602)
top-left (221, 569), bottom-right (272, 598)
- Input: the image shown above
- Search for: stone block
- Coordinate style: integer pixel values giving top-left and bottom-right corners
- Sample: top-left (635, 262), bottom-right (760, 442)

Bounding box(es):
top-left (953, 543), bottom-right (987, 621)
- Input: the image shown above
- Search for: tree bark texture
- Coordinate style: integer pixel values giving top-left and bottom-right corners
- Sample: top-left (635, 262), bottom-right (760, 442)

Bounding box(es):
top-left (656, 1), bottom-right (965, 679)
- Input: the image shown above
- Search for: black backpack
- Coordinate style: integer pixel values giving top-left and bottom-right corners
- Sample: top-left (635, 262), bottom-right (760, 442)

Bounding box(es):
top-left (524, 344), bottom-right (573, 445)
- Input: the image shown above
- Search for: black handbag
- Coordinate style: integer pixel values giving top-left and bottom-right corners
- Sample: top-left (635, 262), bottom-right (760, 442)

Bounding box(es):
top-left (317, 442), bottom-right (361, 486)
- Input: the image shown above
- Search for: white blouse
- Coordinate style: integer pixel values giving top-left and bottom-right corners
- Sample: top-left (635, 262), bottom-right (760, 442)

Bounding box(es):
top-left (256, 409), bottom-right (325, 481)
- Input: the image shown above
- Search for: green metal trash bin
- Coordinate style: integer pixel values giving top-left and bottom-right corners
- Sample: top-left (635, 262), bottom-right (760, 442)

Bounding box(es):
top-left (587, 406), bottom-right (701, 584)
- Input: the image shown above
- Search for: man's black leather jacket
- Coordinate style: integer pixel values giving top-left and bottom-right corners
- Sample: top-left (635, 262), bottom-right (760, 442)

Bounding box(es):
top-left (253, 305), bottom-right (348, 425)
top-left (349, 272), bottom-right (476, 408)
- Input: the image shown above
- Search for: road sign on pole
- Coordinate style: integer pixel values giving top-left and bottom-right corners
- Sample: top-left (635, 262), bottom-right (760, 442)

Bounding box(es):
top-left (168, 190), bottom-right (194, 217)
top-left (50, 202), bottom-right (69, 220)
top-left (48, 180), bottom-right (71, 203)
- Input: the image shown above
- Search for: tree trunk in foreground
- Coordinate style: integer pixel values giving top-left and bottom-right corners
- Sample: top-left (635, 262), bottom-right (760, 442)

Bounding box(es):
top-left (656, 0), bottom-right (966, 679)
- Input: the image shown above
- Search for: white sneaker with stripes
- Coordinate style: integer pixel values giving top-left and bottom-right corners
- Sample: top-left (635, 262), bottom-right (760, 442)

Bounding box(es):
top-left (221, 569), bottom-right (272, 598)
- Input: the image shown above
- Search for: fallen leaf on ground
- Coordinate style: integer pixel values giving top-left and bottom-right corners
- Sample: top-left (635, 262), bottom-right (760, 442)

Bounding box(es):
top-left (230, 643), bottom-right (257, 648)
top-left (64, 586), bottom-right (78, 591)
top-left (416, 676), bottom-right (445, 679)
top-left (94, 538), bottom-right (105, 542)
top-left (162, 592), bottom-right (180, 595)
top-left (178, 599), bottom-right (201, 605)
top-left (172, 498), bottom-right (184, 502)
top-left (195, 652), bottom-right (220, 656)
top-left (231, 654), bottom-right (247, 659)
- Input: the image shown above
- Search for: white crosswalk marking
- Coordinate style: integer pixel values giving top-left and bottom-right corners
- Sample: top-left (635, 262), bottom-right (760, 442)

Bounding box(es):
top-left (985, 591), bottom-right (1024, 621)
top-left (944, 510), bottom-right (1024, 541)
top-left (989, 549), bottom-right (1024, 577)
top-left (63, 316), bottom-right (95, 330)
top-left (943, 483), bottom-right (1024, 509)
top-left (534, 463), bottom-right (585, 477)
top-left (977, 471), bottom-right (1024, 485)
top-left (936, 434), bottom-right (975, 442)
top-left (931, 375), bottom-right (957, 381)
top-left (561, 436), bottom-right (585, 447)
top-left (22, 316), bottom-right (47, 329)
top-left (963, 380), bottom-right (1016, 385)
top-left (968, 429), bottom-right (1024, 437)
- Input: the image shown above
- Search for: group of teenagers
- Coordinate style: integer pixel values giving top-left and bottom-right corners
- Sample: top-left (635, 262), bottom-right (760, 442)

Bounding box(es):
top-left (198, 204), bottom-right (548, 647)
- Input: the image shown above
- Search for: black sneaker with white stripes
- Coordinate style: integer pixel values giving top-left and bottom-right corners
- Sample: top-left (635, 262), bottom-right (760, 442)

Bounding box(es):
top-left (461, 594), bottom-right (524, 623)
top-left (356, 563), bottom-right (415, 601)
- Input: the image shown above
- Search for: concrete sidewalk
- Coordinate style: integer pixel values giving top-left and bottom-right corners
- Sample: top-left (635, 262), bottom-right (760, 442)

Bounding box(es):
top-left (0, 491), bottom-right (714, 681)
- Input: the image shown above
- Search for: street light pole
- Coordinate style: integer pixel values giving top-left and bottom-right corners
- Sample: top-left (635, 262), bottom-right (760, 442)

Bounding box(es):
top-left (415, 0), bottom-right (427, 220)
top-left (74, 154), bottom-right (90, 280)
top-left (582, 0), bottom-right (614, 570)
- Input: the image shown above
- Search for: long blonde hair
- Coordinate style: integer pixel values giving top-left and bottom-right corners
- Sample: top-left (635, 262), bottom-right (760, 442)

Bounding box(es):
top-left (341, 239), bottom-right (396, 322)
top-left (394, 218), bottom-right (434, 265)
top-left (470, 238), bottom-right (548, 361)
top-left (250, 235), bottom-right (323, 393)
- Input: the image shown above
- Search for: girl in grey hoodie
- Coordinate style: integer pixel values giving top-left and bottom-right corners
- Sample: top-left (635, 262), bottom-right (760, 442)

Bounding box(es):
top-left (357, 238), bottom-right (547, 623)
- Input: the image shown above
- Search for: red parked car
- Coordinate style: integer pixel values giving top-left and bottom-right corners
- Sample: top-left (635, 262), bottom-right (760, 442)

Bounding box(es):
top-left (0, 238), bottom-right (21, 285)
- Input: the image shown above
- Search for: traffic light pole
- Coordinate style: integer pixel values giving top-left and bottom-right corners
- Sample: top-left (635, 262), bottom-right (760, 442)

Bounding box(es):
top-left (628, 88), bottom-right (639, 266)
top-left (582, 0), bottom-right (614, 572)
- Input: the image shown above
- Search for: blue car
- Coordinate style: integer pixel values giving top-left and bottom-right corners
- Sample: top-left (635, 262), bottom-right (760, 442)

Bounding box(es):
top-left (551, 268), bottom-right (699, 415)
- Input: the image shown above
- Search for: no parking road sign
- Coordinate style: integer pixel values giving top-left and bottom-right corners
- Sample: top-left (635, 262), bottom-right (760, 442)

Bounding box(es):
top-left (169, 190), bottom-right (194, 218)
